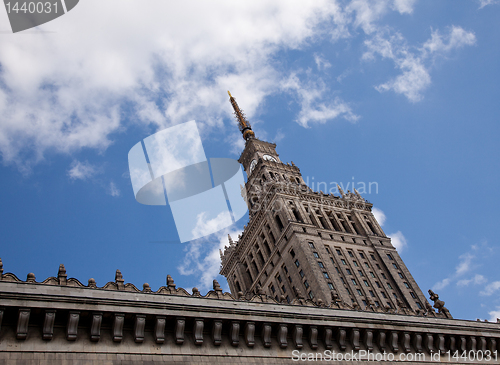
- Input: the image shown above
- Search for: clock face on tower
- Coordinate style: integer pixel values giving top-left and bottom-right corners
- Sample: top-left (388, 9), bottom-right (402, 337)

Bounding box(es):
top-left (248, 159), bottom-right (257, 174)
top-left (262, 154), bottom-right (277, 162)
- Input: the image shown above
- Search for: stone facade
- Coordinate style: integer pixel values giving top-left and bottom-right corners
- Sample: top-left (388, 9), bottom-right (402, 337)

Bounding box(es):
top-left (220, 137), bottom-right (430, 316)
top-left (0, 264), bottom-right (499, 364)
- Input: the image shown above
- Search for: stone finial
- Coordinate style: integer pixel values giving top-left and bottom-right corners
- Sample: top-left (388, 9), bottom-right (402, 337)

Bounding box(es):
top-left (213, 279), bottom-right (222, 292)
top-left (115, 270), bottom-right (124, 290)
top-left (317, 299), bottom-right (325, 307)
top-left (256, 285), bottom-right (264, 296)
top-left (58, 264), bottom-right (67, 285)
top-left (27, 272), bottom-right (36, 283)
top-left (291, 161), bottom-right (296, 167)
top-left (279, 295), bottom-right (286, 303)
top-left (142, 283), bottom-right (152, 293)
top-left (88, 278), bottom-right (97, 288)
top-left (228, 234), bottom-right (234, 246)
top-left (219, 249), bottom-right (224, 260)
top-left (192, 287), bottom-right (201, 297)
top-left (428, 289), bottom-right (452, 319)
top-left (337, 184), bottom-right (345, 197)
top-left (237, 291), bottom-right (244, 300)
top-left (166, 275), bottom-right (176, 289)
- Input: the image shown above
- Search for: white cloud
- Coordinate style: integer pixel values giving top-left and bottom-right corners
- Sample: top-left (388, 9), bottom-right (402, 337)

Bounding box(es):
top-left (178, 219), bottom-right (243, 292)
top-left (478, 0), bottom-right (500, 9)
top-left (0, 1), bottom-right (348, 170)
top-left (281, 73), bottom-right (359, 128)
top-left (392, 0), bottom-right (417, 14)
top-left (388, 230), bottom-right (408, 252)
top-left (314, 53), bottom-right (332, 71)
top-left (480, 281), bottom-right (500, 296)
top-left (455, 253), bottom-right (474, 276)
top-left (107, 182), bottom-right (121, 197)
top-left (488, 307), bottom-right (500, 322)
top-left (433, 278), bottom-right (451, 291)
top-left (67, 160), bottom-right (98, 180)
top-left (457, 274), bottom-right (487, 287)
top-left (364, 26), bottom-right (475, 102)
top-left (372, 207), bottom-right (386, 226)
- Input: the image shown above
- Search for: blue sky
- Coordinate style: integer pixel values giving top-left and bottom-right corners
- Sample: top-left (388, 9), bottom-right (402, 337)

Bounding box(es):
top-left (0, 0), bottom-right (499, 321)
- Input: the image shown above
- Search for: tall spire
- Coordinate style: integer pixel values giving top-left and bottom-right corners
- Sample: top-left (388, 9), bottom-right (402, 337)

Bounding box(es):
top-left (228, 91), bottom-right (255, 140)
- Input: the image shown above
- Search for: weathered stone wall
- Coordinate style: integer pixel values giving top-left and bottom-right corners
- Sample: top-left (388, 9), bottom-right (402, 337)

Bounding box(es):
top-left (1, 272), bottom-right (499, 364)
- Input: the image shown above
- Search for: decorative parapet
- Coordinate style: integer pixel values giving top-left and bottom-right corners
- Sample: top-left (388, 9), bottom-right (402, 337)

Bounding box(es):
top-left (0, 270), bottom-right (499, 363)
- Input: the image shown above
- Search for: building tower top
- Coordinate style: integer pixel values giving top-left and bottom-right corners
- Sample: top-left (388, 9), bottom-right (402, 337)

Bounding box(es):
top-left (228, 91), bottom-right (255, 140)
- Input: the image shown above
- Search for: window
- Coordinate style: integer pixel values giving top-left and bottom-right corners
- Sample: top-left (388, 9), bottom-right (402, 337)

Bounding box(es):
top-left (387, 302), bottom-right (393, 309)
top-left (381, 292), bottom-right (387, 298)
top-left (370, 272), bottom-right (375, 278)
top-left (392, 263), bottom-right (398, 269)
top-left (346, 269), bottom-right (352, 275)
top-left (371, 254), bottom-right (376, 260)
top-left (341, 259), bottom-right (347, 265)
top-left (335, 267), bottom-right (340, 273)
top-left (277, 275), bottom-right (282, 283)
top-left (309, 242), bottom-right (315, 248)
top-left (381, 273), bottom-right (387, 279)
top-left (313, 252), bottom-right (320, 258)
top-left (275, 215), bottom-right (284, 231)
top-left (295, 259), bottom-right (300, 267)
top-left (286, 295), bottom-right (290, 303)
top-left (362, 300), bottom-right (367, 306)
top-left (404, 282), bottom-right (410, 289)
top-left (318, 261), bottom-right (324, 268)
top-left (330, 258), bottom-right (335, 265)
top-left (387, 254), bottom-right (393, 260)
top-left (351, 279), bottom-right (357, 285)
top-left (398, 273), bottom-right (404, 279)
top-left (393, 293), bottom-right (397, 299)
top-left (356, 289), bottom-right (363, 296)
top-left (358, 270), bottom-right (364, 277)
top-left (328, 283), bottom-right (334, 290)
top-left (283, 265), bottom-right (288, 274)
top-left (308, 291), bottom-right (314, 299)
top-left (304, 280), bottom-right (309, 289)
top-left (410, 292), bottom-right (416, 299)
top-left (353, 261), bottom-right (359, 267)
top-left (323, 272), bottom-right (330, 279)
top-left (325, 246), bottom-right (331, 254)
top-left (374, 301), bottom-right (380, 307)
top-left (363, 280), bottom-right (369, 287)
top-left (365, 263), bottom-right (370, 268)
top-left (416, 302), bottom-right (422, 309)
top-left (341, 236), bottom-right (345, 241)
top-left (336, 249), bottom-right (342, 256)
top-left (346, 288), bottom-right (351, 295)
top-left (359, 253), bottom-right (365, 259)
top-left (363, 240), bottom-right (367, 245)
top-left (348, 251), bottom-right (354, 257)
top-left (341, 278), bottom-right (346, 284)
top-left (387, 283), bottom-right (393, 289)
top-left (376, 264), bottom-right (381, 269)
top-left (353, 238), bottom-right (356, 243)
top-left (299, 270), bottom-right (305, 278)
top-left (369, 290), bottom-right (375, 297)
top-left (375, 282), bottom-right (381, 288)
top-left (288, 276), bottom-right (292, 283)
top-left (281, 285), bottom-right (286, 293)
top-left (290, 249), bottom-right (296, 258)
top-left (270, 285), bottom-right (275, 293)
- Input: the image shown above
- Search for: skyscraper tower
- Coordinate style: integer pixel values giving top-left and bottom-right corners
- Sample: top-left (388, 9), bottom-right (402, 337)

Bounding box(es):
top-left (220, 92), bottom-right (431, 314)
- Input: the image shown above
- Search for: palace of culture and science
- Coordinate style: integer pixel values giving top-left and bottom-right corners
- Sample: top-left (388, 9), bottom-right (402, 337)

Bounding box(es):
top-left (0, 93), bottom-right (497, 364)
